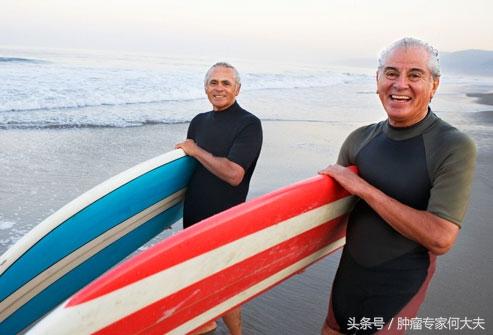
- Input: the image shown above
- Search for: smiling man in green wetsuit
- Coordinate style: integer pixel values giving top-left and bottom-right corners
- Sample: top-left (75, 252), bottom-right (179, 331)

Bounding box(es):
top-left (319, 38), bottom-right (476, 334)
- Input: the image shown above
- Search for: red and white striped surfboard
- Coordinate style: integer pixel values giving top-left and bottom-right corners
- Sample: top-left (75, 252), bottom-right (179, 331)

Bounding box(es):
top-left (28, 170), bottom-right (357, 335)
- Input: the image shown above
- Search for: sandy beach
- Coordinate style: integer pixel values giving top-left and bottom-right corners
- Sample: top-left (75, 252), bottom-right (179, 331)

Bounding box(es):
top-left (1, 92), bottom-right (492, 333)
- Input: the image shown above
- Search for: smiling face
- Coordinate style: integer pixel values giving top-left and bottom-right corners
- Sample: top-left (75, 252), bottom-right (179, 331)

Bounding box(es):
top-left (377, 46), bottom-right (440, 127)
top-left (205, 66), bottom-right (241, 111)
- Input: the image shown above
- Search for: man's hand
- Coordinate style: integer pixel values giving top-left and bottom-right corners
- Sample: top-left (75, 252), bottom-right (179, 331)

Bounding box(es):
top-left (175, 139), bottom-right (245, 186)
top-left (175, 139), bottom-right (200, 157)
top-left (318, 164), bottom-right (368, 197)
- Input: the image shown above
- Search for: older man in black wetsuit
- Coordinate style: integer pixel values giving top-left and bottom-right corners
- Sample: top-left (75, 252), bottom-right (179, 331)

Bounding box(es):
top-left (319, 38), bottom-right (476, 334)
top-left (176, 62), bottom-right (262, 335)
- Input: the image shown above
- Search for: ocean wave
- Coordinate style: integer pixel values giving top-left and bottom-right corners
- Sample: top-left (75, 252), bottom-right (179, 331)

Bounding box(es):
top-left (243, 71), bottom-right (369, 90)
top-left (0, 118), bottom-right (345, 130)
top-left (0, 80), bottom-right (370, 115)
top-left (0, 97), bottom-right (204, 114)
top-left (0, 57), bottom-right (47, 64)
top-left (0, 119), bottom-right (189, 130)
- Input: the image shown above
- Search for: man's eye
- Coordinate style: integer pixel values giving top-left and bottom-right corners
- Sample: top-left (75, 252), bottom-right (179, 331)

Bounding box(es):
top-left (385, 71), bottom-right (398, 79)
top-left (408, 72), bottom-right (422, 81)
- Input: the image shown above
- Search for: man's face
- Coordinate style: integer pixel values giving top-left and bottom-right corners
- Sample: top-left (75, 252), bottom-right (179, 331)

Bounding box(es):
top-left (205, 67), bottom-right (240, 111)
top-left (376, 46), bottom-right (440, 127)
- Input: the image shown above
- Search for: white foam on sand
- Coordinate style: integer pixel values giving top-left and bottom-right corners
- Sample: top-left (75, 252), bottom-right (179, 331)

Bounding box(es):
top-left (0, 221), bottom-right (15, 230)
top-left (0, 221), bottom-right (30, 253)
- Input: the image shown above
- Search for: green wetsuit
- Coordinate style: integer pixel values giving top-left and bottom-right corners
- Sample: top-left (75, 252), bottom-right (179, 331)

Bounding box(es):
top-left (326, 110), bottom-right (476, 334)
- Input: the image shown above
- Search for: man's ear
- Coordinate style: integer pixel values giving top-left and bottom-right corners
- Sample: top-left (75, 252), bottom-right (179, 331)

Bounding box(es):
top-left (430, 77), bottom-right (440, 101)
top-left (375, 71), bottom-right (380, 94)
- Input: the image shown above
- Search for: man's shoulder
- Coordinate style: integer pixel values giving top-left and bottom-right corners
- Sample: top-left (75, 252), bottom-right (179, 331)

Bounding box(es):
top-left (232, 107), bottom-right (262, 132)
top-left (428, 117), bottom-right (475, 149)
top-left (424, 117), bottom-right (477, 168)
top-left (190, 111), bottom-right (211, 124)
top-left (347, 121), bottom-right (383, 141)
top-left (194, 111), bottom-right (211, 119)
top-left (236, 105), bottom-right (261, 122)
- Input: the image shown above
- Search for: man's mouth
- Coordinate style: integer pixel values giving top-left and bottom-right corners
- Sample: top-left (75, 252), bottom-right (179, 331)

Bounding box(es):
top-left (390, 95), bottom-right (412, 101)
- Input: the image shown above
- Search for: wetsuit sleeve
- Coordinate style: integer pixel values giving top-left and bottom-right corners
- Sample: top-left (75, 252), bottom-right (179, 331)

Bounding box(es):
top-left (426, 132), bottom-right (477, 227)
top-left (227, 117), bottom-right (263, 171)
top-left (337, 125), bottom-right (378, 166)
top-left (337, 136), bottom-right (352, 166)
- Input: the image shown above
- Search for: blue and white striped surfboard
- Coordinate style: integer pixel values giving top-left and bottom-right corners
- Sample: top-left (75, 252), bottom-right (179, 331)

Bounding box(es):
top-left (0, 149), bottom-right (196, 334)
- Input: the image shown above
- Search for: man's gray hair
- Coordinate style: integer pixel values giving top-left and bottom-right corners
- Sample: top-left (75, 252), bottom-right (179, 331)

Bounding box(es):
top-left (204, 62), bottom-right (241, 87)
top-left (378, 37), bottom-right (441, 78)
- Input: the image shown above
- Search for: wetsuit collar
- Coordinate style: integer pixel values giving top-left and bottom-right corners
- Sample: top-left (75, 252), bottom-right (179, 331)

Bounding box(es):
top-left (212, 100), bottom-right (239, 114)
top-left (383, 107), bottom-right (438, 141)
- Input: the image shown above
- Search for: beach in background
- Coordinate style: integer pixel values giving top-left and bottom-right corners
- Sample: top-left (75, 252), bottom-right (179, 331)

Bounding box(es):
top-left (1, 47), bottom-right (492, 334)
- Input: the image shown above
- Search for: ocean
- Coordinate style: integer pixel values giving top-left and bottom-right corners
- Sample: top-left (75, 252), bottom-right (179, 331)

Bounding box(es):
top-left (1, 46), bottom-right (492, 334)
top-left (1, 46), bottom-right (491, 130)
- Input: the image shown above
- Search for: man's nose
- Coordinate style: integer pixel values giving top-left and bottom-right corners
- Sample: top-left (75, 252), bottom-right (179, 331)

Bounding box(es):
top-left (394, 75), bottom-right (410, 89)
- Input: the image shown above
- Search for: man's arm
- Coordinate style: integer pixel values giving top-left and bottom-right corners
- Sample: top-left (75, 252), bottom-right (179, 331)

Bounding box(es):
top-left (176, 139), bottom-right (245, 186)
top-left (319, 165), bottom-right (459, 255)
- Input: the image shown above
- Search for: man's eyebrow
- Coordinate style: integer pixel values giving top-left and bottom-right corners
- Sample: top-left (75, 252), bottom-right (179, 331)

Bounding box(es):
top-left (383, 66), bottom-right (426, 73)
top-left (408, 68), bottom-right (426, 73)
top-left (208, 79), bottom-right (232, 83)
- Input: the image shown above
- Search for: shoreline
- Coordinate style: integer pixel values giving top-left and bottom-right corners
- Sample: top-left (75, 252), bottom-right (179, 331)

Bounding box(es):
top-left (466, 92), bottom-right (493, 106)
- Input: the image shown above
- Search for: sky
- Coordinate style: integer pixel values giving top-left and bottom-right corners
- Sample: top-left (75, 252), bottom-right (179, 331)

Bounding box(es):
top-left (1, 0), bottom-right (492, 63)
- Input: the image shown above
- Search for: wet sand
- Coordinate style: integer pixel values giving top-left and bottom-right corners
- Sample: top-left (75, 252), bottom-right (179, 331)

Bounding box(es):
top-left (466, 92), bottom-right (493, 106)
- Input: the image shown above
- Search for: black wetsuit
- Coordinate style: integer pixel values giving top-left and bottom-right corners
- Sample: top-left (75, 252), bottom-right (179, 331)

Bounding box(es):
top-left (183, 101), bottom-right (263, 228)
top-left (326, 110), bottom-right (476, 334)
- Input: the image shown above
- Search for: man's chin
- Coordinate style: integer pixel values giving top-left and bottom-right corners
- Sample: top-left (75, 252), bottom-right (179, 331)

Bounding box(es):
top-left (212, 102), bottom-right (235, 111)
top-left (385, 106), bottom-right (411, 117)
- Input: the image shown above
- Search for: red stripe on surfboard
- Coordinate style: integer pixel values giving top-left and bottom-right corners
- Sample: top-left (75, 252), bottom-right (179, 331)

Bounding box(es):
top-left (68, 172), bottom-right (355, 306)
top-left (92, 216), bottom-right (347, 335)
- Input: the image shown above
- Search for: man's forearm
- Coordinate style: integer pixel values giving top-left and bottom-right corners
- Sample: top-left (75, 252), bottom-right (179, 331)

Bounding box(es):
top-left (360, 183), bottom-right (459, 255)
top-left (192, 146), bottom-right (245, 186)
top-left (176, 139), bottom-right (245, 186)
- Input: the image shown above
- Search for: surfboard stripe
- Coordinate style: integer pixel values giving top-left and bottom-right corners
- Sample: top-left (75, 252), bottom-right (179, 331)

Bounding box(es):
top-left (71, 175), bottom-right (351, 303)
top-left (0, 188), bottom-right (185, 323)
top-left (171, 237), bottom-right (346, 335)
top-left (29, 195), bottom-right (354, 334)
top-left (0, 150), bottom-right (186, 276)
top-left (100, 214), bottom-right (348, 335)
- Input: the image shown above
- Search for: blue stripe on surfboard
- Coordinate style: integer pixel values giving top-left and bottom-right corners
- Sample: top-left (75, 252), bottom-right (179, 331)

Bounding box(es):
top-left (0, 156), bottom-right (194, 301)
top-left (0, 202), bottom-right (183, 335)
top-left (0, 156), bottom-right (195, 321)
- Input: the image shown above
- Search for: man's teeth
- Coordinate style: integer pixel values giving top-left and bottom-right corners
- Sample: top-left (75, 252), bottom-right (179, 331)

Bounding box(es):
top-left (391, 95), bottom-right (411, 101)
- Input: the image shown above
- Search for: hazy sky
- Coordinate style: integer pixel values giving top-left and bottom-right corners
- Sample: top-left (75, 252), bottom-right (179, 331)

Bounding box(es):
top-left (1, 0), bottom-right (492, 62)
